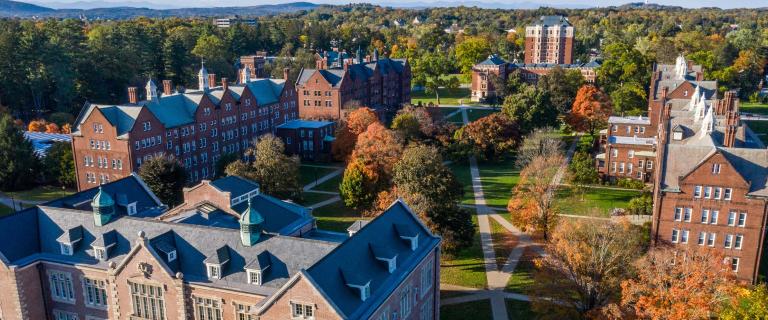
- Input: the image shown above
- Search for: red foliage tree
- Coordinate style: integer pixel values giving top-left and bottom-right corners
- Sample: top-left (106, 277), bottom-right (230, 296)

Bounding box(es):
top-left (567, 85), bottom-right (613, 135)
top-left (331, 107), bottom-right (380, 161)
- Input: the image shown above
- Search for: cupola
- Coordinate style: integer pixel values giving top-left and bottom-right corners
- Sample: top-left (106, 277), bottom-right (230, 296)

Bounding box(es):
top-left (198, 61), bottom-right (210, 92)
top-left (146, 79), bottom-right (158, 101)
top-left (239, 198), bottom-right (265, 246)
top-left (91, 186), bottom-right (114, 227)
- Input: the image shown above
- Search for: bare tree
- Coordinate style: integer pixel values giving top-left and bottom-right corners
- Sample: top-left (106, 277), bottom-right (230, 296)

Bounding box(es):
top-left (515, 127), bottom-right (565, 169)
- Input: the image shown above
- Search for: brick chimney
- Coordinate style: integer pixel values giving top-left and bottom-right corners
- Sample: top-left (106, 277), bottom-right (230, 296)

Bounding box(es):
top-left (208, 74), bottom-right (216, 88)
top-left (222, 78), bottom-right (229, 91)
top-left (283, 68), bottom-right (290, 81)
top-left (162, 80), bottom-right (173, 96)
top-left (128, 87), bottom-right (138, 104)
top-left (724, 109), bottom-right (738, 148)
top-left (344, 61), bottom-right (350, 71)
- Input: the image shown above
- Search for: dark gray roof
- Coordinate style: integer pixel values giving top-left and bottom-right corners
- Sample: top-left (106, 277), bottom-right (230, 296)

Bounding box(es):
top-left (477, 54), bottom-right (506, 66)
top-left (305, 200), bottom-right (440, 319)
top-left (534, 15), bottom-right (571, 27)
top-left (210, 176), bottom-right (259, 199)
top-left (297, 58), bottom-right (408, 88)
top-left (245, 251), bottom-right (272, 271)
top-left (45, 173), bottom-right (165, 217)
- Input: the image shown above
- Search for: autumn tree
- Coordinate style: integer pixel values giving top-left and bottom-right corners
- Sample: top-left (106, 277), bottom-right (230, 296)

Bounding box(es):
top-left (138, 156), bottom-right (188, 207)
top-left (331, 107), bottom-right (379, 161)
top-left (339, 158), bottom-right (378, 210)
top-left (621, 246), bottom-right (739, 319)
top-left (720, 284), bottom-right (768, 319)
top-left (531, 219), bottom-right (644, 318)
top-left (28, 119), bottom-right (47, 132)
top-left (507, 154), bottom-right (563, 240)
top-left (454, 113), bottom-right (520, 161)
top-left (391, 112), bottom-right (422, 142)
top-left (391, 144), bottom-right (474, 252)
top-left (515, 127), bottom-right (564, 169)
top-left (225, 135), bottom-right (301, 200)
top-left (567, 85), bottom-right (613, 135)
top-left (45, 122), bottom-right (60, 133)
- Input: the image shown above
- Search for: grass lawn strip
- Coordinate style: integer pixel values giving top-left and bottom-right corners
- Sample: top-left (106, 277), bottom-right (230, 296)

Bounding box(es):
top-left (298, 192), bottom-right (338, 206)
top-left (311, 200), bottom-right (362, 232)
top-left (440, 215), bottom-right (487, 289)
top-left (440, 299), bottom-right (493, 320)
top-left (477, 157), bottom-right (519, 207)
top-left (506, 299), bottom-right (538, 319)
top-left (312, 173), bottom-right (343, 193)
top-left (465, 108), bottom-right (498, 122)
top-left (741, 103), bottom-right (768, 115)
top-left (448, 161), bottom-right (474, 205)
top-left (6, 186), bottom-right (76, 202)
top-left (505, 248), bottom-right (538, 294)
top-left (412, 88), bottom-right (474, 106)
top-left (299, 165), bottom-right (339, 186)
top-left (490, 217), bottom-right (518, 269)
top-left (554, 185), bottom-right (641, 217)
top-left (745, 120), bottom-right (768, 145)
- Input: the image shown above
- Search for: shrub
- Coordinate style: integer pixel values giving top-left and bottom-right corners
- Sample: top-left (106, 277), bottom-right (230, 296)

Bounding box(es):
top-left (617, 178), bottom-right (645, 190)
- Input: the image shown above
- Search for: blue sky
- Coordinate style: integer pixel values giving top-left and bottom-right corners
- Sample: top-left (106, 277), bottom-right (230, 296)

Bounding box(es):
top-left (27, 0), bottom-right (766, 9)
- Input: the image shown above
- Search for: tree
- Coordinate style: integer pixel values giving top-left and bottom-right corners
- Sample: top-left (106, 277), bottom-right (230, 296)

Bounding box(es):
top-left (627, 192), bottom-right (653, 215)
top-left (138, 156), bottom-right (187, 207)
top-left (28, 119), bottom-right (46, 132)
top-left (192, 34), bottom-right (231, 77)
top-left (610, 82), bottom-right (647, 115)
top-left (507, 155), bottom-right (562, 240)
top-left (621, 246), bottom-right (739, 319)
top-left (224, 134), bottom-right (301, 200)
top-left (331, 107), bottom-right (380, 161)
top-left (567, 151), bottom-right (599, 185)
top-left (0, 114), bottom-right (38, 191)
top-left (456, 113), bottom-right (520, 161)
top-left (515, 128), bottom-right (564, 169)
top-left (214, 152), bottom-right (239, 179)
top-left (350, 122), bottom-right (403, 185)
top-left (42, 141), bottom-right (75, 187)
top-left (391, 112), bottom-right (422, 141)
top-left (720, 284), bottom-right (768, 319)
top-left (567, 85), bottom-right (613, 135)
top-left (531, 219), bottom-right (644, 318)
top-left (412, 50), bottom-right (452, 104)
top-left (502, 86), bottom-right (557, 133)
top-left (596, 42), bottom-right (651, 95)
top-left (455, 36), bottom-right (492, 74)
top-left (45, 122), bottom-right (60, 133)
top-left (391, 144), bottom-right (474, 252)
top-left (339, 158), bottom-right (379, 210)
top-left (538, 66), bottom-right (585, 114)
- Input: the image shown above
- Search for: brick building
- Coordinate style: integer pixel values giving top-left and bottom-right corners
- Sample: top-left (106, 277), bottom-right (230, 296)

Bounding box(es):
top-left (645, 56), bottom-right (768, 283)
top-left (470, 54), bottom-right (599, 102)
top-left (71, 64), bottom-right (298, 191)
top-left (239, 52), bottom-right (268, 79)
top-left (0, 175), bottom-right (441, 320)
top-left (524, 15), bottom-right (574, 65)
top-left (295, 48), bottom-right (411, 121)
top-left (275, 119), bottom-right (336, 161)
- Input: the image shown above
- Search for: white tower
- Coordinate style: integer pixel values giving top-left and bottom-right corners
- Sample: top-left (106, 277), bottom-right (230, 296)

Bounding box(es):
top-left (689, 85), bottom-right (700, 110)
top-left (675, 54), bottom-right (688, 80)
top-left (241, 65), bottom-right (251, 84)
top-left (146, 79), bottom-right (158, 101)
top-left (198, 61), bottom-right (209, 91)
top-left (700, 105), bottom-right (715, 138)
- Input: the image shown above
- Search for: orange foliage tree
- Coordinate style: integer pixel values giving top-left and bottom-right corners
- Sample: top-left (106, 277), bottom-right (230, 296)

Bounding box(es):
top-left (60, 123), bottom-right (72, 134)
top-left (507, 154), bottom-right (563, 240)
top-left (566, 85), bottom-right (613, 135)
top-left (331, 107), bottom-right (380, 161)
top-left (621, 246), bottom-right (739, 319)
top-left (45, 123), bottom-right (60, 133)
top-left (28, 119), bottom-right (47, 132)
top-left (350, 122), bottom-right (402, 182)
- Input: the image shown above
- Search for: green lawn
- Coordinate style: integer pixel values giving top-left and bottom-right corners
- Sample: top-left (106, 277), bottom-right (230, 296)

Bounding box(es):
top-left (477, 157), bottom-right (520, 208)
top-left (745, 121), bottom-right (768, 145)
top-left (490, 217), bottom-right (516, 268)
top-left (465, 108), bottom-right (499, 122)
top-left (6, 186), bottom-right (75, 202)
top-left (311, 200), bottom-right (362, 232)
top-left (412, 88), bottom-right (473, 106)
top-left (299, 165), bottom-right (340, 187)
top-left (554, 186), bottom-right (642, 217)
top-left (742, 102), bottom-right (768, 115)
top-left (440, 215), bottom-right (487, 289)
top-left (298, 192), bottom-right (338, 206)
top-left (506, 248), bottom-right (537, 294)
top-left (439, 107), bottom-right (460, 117)
top-left (506, 299), bottom-right (537, 319)
top-left (312, 173), bottom-right (343, 193)
top-left (440, 299), bottom-right (493, 320)
top-left (448, 161), bottom-right (474, 205)
top-left (0, 203), bottom-right (14, 216)
top-left (446, 111), bottom-right (465, 124)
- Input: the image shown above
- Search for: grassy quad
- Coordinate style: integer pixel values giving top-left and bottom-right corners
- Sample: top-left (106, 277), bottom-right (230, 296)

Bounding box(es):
top-left (440, 299), bottom-right (493, 320)
top-left (411, 88), bottom-right (474, 106)
top-left (490, 217), bottom-right (517, 268)
top-left (464, 108), bottom-right (499, 122)
top-left (5, 186), bottom-right (75, 203)
top-left (741, 102), bottom-right (768, 116)
top-left (440, 215), bottom-right (487, 289)
top-left (477, 157), bottom-right (520, 208)
top-left (554, 186), bottom-right (642, 217)
top-left (311, 173), bottom-right (343, 193)
top-left (448, 161), bottom-right (474, 205)
top-left (298, 192), bottom-right (338, 206)
top-left (299, 165), bottom-right (341, 187)
top-left (506, 299), bottom-right (538, 319)
top-left (310, 200), bottom-right (362, 232)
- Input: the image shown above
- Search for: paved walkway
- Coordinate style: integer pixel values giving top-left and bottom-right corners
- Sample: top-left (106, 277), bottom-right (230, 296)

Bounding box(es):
top-left (302, 168), bottom-right (344, 192)
top-left (308, 196), bottom-right (341, 209)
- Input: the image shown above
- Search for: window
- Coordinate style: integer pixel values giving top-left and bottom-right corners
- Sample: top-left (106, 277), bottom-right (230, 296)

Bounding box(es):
top-left (694, 185), bottom-right (702, 198)
top-left (684, 207), bottom-right (692, 222)
top-left (129, 282), bottom-right (165, 320)
top-left (710, 210), bottom-right (718, 224)
top-left (94, 247), bottom-right (106, 260)
top-left (714, 187), bottom-right (722, 199)
top-left (725, 234), bottom-right (733, 248)
top-left (168, 250), bottom-right (177, 262)
top-left (419, 296), bottom-right (434, 320)
top-left (611, 149), bottom-right (618, 157)
top-left (291, 302), bottom-right (314, 319)
top-left (194, 296), bottom-right (222, 320)
top-left (421, 259), bottom-right (434, 297)
top-left (681, 230), bottom-right (689, 244)
top-left (247, 270), bottom-right (261, 285)
top-left (53, 310), bottom-right (78, 320)
top-left (724, 188), bottom-right (733, 200)
top-left (235, 303), bottom-right (255, 320)
top-left (698, 232), bottom-right (706, 245)
top-left (207, 265), bottom-right (220, 279)
top-left (647, 160), bottom-right (653, 170)
top-left (728, 211), bottom-right (737, 226)
top-left (704, 186), bottom-right (712, 199)
top-left (60, 243), bottom-right (73, 255)
top-left (707, 233), bottom-right (716, 247)
top-left (701, 209), bottom-right (710, 224)
top-left (84, 278), bottom-right (108, 308)
top-left (49, 271), bottom-right (75, 303)
top-left (628, 150), bottom-right (635, 158)
top-left (712, 163), bottom-right (721, 174)
top-left (400, 285), bottom-right (413, 318)
top-left (674, 207), bottom-right (682, 221)
top-left (735, 235), bottom-right (743, 249)
top-left (738, 212), bottom-right (747, 227)
top-left (143, 121), bottom-right (151, 131)
top-left (731, 257), bottom-right (740, 272)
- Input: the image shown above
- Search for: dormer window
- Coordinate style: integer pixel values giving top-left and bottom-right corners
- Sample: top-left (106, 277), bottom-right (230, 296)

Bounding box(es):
top-left (168, 250), bottom-right (177, 262)
top-left (387, 257), bottom-right (397, 273)
top-left (407, 234), bottom-right (419, 251)
top-left (127, 203), bottom-right (137, 215)
top-left (60, 243), bottom-right (73, 256)
top-left (94, 247), bottom-right (106, 260)
top-left (248, 270), bottom-right (261, 285)
top-left (207, 264), bottom-right (221, 279)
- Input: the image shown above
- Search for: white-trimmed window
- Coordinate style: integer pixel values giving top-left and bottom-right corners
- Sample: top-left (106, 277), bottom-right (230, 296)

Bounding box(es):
top-left (60, 243), bottom-right (73, 255)
top-left (83, 277), bottom-right (108, 308)
top-left (707, 233), bottom-right (716, 247)
top-left (704, 186), bottom-right (712, 199)
top-left (680, 230), bottom-right (689, 244)
top-left (671, 229), bottom-right (679, 243)
top-left (712, 163), bottom-right (721, 174)
top-left (628, 150), bottom-right (635, 158)
top-left (728, 211), bottom-right (737, 226)
top-left (738, 212), bottom-right (747, 227)
top-left (291, 301), bottom-right (314, 319)
top-left (684, 208), bottom-right (692, 222)
top-left (724, 234), bottom-right (733, 248)
top-left (714, 187), bottom-right (722, 199)
top-left (731, 257), bottom-right (740, 272)
top-left (207, 264), bottom-right (221, 279)
top-left (700, 209), bottom-right (709, 224)
top-left (53, 310), bottom-right (78, 320)
top-left (129, 281), bottom-right (165, 320)
top-left (247, 270), bottom-right (261, 285)
top-left (698, 232), bottom-right (706, 245)
top-left (674, 207), bottom-right (682, 221)
top-left (235, 302), bottom-right (256, 320)
top-left (725, 188), bottom-right (733, 200)
top-left (49, 271), bottom-right (75, 303)
top-left (694, 185), bottom-right (702, 198)
top-left (193, 296), bottom-right (222, 320)
top-left (735, 235), bottom-right (743, 249)
top-left (647, 160), bottom-right (653, 170)
top-left (710, 210), bottom-right (719, 224)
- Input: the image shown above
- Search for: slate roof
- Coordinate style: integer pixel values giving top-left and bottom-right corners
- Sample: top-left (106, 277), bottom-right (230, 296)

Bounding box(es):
top-left (533, 15), bottom-right (572, 27)
top-left (24, 131), bottom-right (71, 156)
top-left (304, 200), bottom-right (440, 319)
top-left (653, 80), bottom-right (717, 100)
top-left (296, 58), bottom-right (408, 88)
top-left (477, 54), bottom-right (506, 66)
top-left (277, 120), bottom-right (334, 129)
top-left (210, 175), bottom-right (259, 199)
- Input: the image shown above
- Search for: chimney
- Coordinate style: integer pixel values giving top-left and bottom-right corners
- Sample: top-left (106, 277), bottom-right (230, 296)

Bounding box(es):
top-left (162, 80), bottom-right (173, 96)
top-left (316, 59), bottom-right (324, 70)
top-left (660, 86), bottom-right (668, 102)
top-left (283, 68), bottom-right (290, 81)
top-left (724, 125), bottom-right (736, 148)
top-left (128, 87), bottom-right (138, 104)
top-left (222, 78), bottom-right (229, 91)
top-left (208, 74), bottom-right (216, 88)
top-left (365, 55), bottom-right (371, 63)
top-left (344, 61), bottom-right (350, 71)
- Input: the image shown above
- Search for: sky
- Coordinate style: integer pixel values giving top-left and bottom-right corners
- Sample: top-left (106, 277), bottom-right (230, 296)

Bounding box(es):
top-left (26, 0), bottom-right (766, 9)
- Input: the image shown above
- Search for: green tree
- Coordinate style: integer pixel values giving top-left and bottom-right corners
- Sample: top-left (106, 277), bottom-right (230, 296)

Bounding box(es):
top-left (42, 141), bottom-right (75, 188)
top-left (538, 66), bottom-right (585, 114)
top-left (412, 50), bottom-right (452, 104)
top-left (455, 36), bottom-right (492, 74)
top-left (720, 285), bottom-right (768, 319)
top-left (224, 135), bottom-right (301, 200)
top-left (502, 86), bottom-right (557, 133)
top-left (597, 42), bottom-right (651, 95)
top-left (567, 151), bottom-right (599, 186)
top-left (0, 114), bottom-right (38, 191)
top-left (214, 152), bottom-right (239, 179)
top-left (339, 158), bottom-right (378, 210)
top-left (138, 156), bottom-right (187, 207)
top-left (192, 34), bottom-right (231, 78)
top-left (610, 82), bottom-right (647, 115)
top-left (393, 144), bottom-right (474, 252)
top-left (627, 192), bottom-right (653, 215)
top-left (391, 112), bottom-right (422, 142)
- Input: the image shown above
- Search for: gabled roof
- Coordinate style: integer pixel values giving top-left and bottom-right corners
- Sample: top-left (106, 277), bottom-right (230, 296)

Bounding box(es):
top-left (304, 200), bottom-right (440, 319)
top-left (210, 175), bottom-right (260, 199)
top-left (477, 54), bottom-right (507, 66)
top-left (533, 15), bottom-right (571, 27)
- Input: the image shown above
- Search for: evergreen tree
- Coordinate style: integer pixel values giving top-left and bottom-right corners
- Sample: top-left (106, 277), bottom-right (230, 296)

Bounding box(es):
top-left (0, 114), bottom-right (38, 191)
top-left (138, 156), bottom-right (188, 207)
top-left (42, 141), bottom-right (75, 188)
top-left (225, 135), bottom-right (301, 200)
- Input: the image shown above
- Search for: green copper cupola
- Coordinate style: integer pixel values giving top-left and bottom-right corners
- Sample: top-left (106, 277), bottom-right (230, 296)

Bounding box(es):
top-left (91, 186), bottom-right (115, 227)
top-left (239, 198), bottom-right (265, 246)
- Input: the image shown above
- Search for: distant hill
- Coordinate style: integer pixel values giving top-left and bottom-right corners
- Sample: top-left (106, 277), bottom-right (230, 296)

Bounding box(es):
top-left (0, 1), bottom-right (319, 18)
top-left (0, 0), bottom-right (55, 16)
